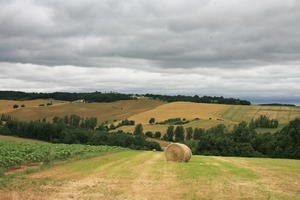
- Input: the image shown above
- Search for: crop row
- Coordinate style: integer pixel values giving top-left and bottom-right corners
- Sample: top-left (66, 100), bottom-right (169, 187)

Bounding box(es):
top-left (0, 139), bottom-right (128, 168)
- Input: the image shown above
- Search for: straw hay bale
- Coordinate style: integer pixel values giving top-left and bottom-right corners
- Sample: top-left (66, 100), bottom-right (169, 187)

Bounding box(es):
top-left (165, 143), bottom-right (192, 162)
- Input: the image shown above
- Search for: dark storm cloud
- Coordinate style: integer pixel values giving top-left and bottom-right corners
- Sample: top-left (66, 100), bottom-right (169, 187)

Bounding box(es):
top-left (1, 0), bottom-right (300, 69)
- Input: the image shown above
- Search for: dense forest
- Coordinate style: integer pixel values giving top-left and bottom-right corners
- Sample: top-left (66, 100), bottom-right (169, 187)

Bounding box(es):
top-left (144, 94), bottom-right (251, 105)
top-left (0, 91), bottom-right (133, 102)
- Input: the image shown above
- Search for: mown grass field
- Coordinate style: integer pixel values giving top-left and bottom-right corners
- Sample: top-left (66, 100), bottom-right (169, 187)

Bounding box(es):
top-left (1, 151), bottom-right (299, 200)
top-left (4, 99), bottom-right (165, 123)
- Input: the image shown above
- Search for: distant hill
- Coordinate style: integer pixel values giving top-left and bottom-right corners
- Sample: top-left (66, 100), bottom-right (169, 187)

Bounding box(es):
top-left (259, 103), bottom-right (296, 107)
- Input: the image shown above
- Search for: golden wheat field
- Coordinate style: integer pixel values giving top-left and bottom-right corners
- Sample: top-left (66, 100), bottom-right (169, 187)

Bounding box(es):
top-left (2, 99), bottom-right (300, 133)
top-left (0, 99), bottom-right (66, 114)
top-left (4, 99), bottom-right (165, 123)
top-left (116, 102), bottom-right (300, 133)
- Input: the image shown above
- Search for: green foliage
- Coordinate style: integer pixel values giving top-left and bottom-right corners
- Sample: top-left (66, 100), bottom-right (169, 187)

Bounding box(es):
top-left (145, 94), bottom-right (251, 105)
top-left (157, 118), bottom-right (189, 125)
top-left (0, 139), bottom-right (127, 168)
top-left (149, 118), bottom-right (155, 124)
top-left (183, 118), bottom-right (300, 159)
top-left (113, 119), bottom-right (135, 130)
top-left (133, 124), bottom-right (144, 136)
top-left (0, 91), bottom-right (133, 102)
top-left (185, 127), bottom-right (193, 140)
top-left (249, 115), bottom-right (279, 129)
top-left (193, 128), bottom-right (204, 140)
top-left (174, 126), bottom-right (185, 142)
top-left (12, 104), bottom-right (19, 109)
top-left (154, 131), bottom-right (161, 139)
top-left (3, 117), bottom-right (161, 152)
top-left (145, 131), bottom-right (153, 138)
top-left (164, 126), bottom-right (174, 141)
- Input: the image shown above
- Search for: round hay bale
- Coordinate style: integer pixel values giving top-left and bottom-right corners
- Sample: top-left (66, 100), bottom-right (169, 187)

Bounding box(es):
top-left (165, 143), bottom-right (192, 162)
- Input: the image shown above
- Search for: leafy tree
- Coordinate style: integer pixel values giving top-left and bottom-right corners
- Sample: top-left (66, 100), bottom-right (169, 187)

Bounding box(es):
top-left (145, 131), bottom-right (153, 138)
top-left (13, 104), bottom-right (19, 109)
top-left (149, 118), bottom-right (155, 124)
top-left (185, 127), bottom-right (193, 140)
top-left (133, 124), bottom-right (144, 136)
top-left (109, 124), bottom-right (116, 130)
top-left (154, 131), bottom-right (161, 139)
top-left (165, 126), bottom-right (174, 141)
top-left (193, 128), bottom-right (204, 140)
top-left (69, 114), bottom-right (81, 127)
top-left (174, 126), bottom-right (185, 142)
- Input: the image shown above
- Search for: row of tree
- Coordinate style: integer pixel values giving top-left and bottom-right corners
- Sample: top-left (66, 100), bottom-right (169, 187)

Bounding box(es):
top-left (130, 118), bottom-right (300, 159)
top-left (144, 94), bottom-right (251, 105)
top-left (249, 115), bottom-right (279, 129)
top-left (52, 115), bottom-right (98, 130)
top-left (0, 91), bottom-right (133, 102)
top-left (0, 118), bottom-right (161, 151)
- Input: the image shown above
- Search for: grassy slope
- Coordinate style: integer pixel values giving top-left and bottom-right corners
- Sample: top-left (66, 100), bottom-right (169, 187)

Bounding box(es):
top-left (0, 99), bottom-right (66, 114)
top-left (116, 102), bottom-right (300, 133)
top-left (1, 151), bottom-right (299, 200)
top-left (4, 99), bottom-right (165, 123)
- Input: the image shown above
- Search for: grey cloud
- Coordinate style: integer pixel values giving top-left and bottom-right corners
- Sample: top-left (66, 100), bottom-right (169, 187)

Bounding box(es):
top-left (0, 0), bottom-right (300, 69)
top-left (1, 62), bottom-right (300, 104)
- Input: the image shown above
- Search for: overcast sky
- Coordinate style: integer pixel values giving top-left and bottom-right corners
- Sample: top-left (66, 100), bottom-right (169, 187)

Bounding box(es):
top-left (0, 0), bottom-right (300, 104)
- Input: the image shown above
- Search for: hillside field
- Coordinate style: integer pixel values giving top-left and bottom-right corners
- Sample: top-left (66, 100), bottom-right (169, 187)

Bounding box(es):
top-left (0, 99), bottom-right (66, 114)
top-left (116, 102), bottom-right (300, 133)
top-left (1, 99), bottom-right (300, 134)
top-left (1, 150), bottom-right (299, 200)
top-left (3, 99), bottom-right (165, 123)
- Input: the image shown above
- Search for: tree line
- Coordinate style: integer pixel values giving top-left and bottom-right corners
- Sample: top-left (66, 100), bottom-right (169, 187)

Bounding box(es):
top-left (0, 91), bottom-right (252, 105)
top-left (0, 116), bottom-right (161, 151)
top-left (144, 94), bottom-right (251, 105)
top-left (0, 91), bottom-right (133, 102)
top-left (133, 117), bottom-right (299, 159)
top-left (249, 115), bottom-right (279, 129)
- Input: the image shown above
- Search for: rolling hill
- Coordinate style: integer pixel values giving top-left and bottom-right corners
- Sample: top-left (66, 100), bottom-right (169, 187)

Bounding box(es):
top-left (116, 102), bottom-right (300, 133)
top-left (1, 99), bottom-right (300, 134)
top-left (3, 99), bottom-right (165, 123)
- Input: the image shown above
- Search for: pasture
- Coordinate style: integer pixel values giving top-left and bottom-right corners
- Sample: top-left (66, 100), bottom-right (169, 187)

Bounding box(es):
top-left (1, 151), bottom-right (299, 200)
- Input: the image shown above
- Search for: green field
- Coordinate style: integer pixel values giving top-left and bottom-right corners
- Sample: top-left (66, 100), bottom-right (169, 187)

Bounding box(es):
top-left (0, 139), bottom-right (127, 169)
top-left (1, 150), bottom-right (299, 200)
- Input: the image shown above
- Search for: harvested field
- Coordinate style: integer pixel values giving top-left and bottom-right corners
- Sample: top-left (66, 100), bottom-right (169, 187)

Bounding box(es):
top-left (4, 99), bottom-right (165, 123)
top-left (1, 151), bottom-right (299, 200)
top-left (0, 99), bottom-right (66, 114)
